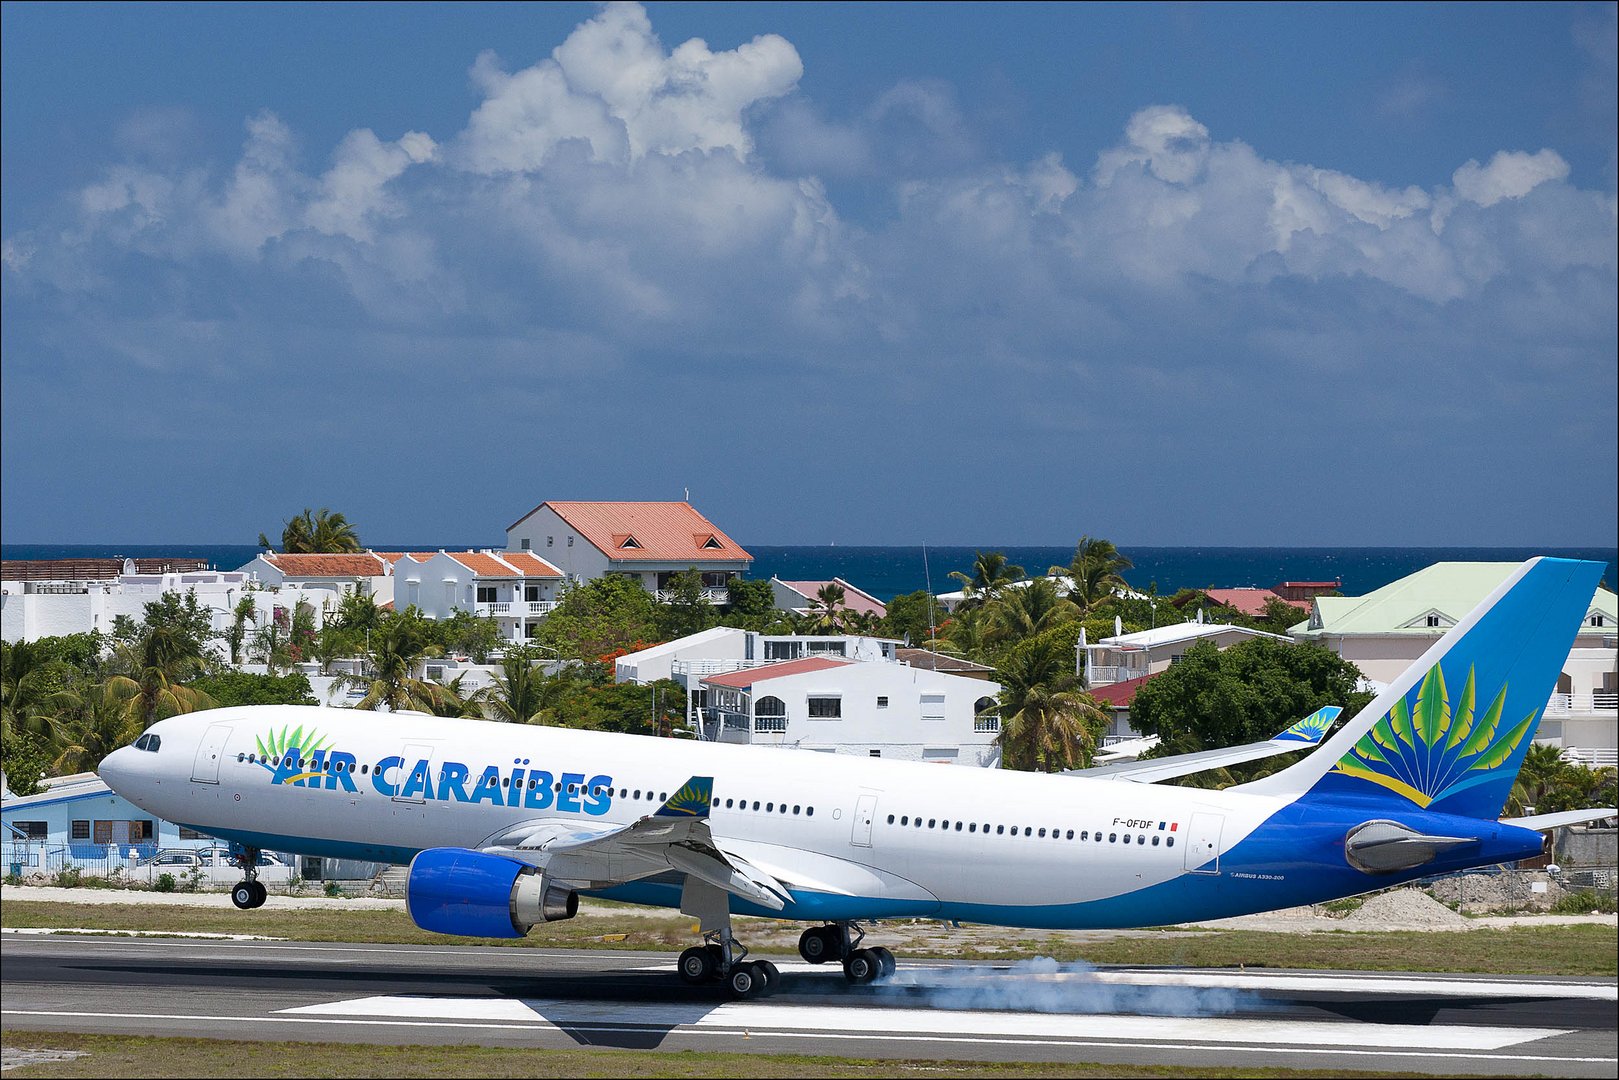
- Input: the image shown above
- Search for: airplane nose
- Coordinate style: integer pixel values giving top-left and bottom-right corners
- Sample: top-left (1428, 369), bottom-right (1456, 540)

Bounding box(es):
top-left (99, 746), bottom-right (135, 791)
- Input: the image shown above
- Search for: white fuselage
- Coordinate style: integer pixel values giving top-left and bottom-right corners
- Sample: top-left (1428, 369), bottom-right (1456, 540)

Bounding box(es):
top-left (102, 705), bottom-right (1291, 928)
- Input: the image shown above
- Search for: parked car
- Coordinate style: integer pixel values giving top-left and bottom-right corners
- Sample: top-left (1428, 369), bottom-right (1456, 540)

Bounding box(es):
top-left (136, 845), bottom-right (298, 884)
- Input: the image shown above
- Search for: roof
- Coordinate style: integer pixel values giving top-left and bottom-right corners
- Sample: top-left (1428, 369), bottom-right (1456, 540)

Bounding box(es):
top-left (1088, 671), bottom-right (1160, 706)
top-left (1200, 588), bottom-right (1300, 617)
top-left (1294, 562), bottom-right (1618, 638)
top-left (261, 553), bottom-right (388, 577)
top-left (702, 656), bottom-right (851, 689)
top-left (894, 648), bottom-right (995, 673)
top-left (2, 557), bottom-right (211, 581)
top-left (1098, 622), bottom-right (1290, 649)
top-left (2, 773), bottom-right (113, 809)
top-left (776, 578), bottom-right (887, 618)
top-left (1280, 581), bottom-right (1341, 589)
top-left (374, 552), bottom-right (435, 566)
top-left (508, 501), bottom-right (751, 563)
top-left (500, 551), bottom-right (564, 578)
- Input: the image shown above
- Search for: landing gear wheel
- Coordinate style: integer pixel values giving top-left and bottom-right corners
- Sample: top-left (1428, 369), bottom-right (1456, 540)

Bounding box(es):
top-left (727, 961), bottom-right (766, 999)
top-left (753, 959), bottom-right (781, 997)
top-left (843, 948), bottom-right (880, 985)
top-left (249, 881), bottom-right (268, 908)
top-left (230, 882), bottom-right (255, 910)
top-left (871, 946), bottom-right (896, 979)
top-left (678, 946), bottom-right (716, 985)
top-left (798, 926), bottom-right (836, 964)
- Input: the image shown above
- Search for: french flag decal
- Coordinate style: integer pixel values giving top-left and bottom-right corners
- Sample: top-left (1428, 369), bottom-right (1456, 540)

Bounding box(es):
top-left (1170, 822), bottom-right (1179, 832)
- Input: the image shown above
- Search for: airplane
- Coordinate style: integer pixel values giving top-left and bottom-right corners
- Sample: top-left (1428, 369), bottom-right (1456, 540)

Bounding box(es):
top-left (100, 557), bottom-right (1616, 1000)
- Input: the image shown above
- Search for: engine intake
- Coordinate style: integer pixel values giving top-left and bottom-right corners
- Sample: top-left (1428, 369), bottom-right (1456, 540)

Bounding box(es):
top-left (1344, 820), bottom-right (1477, 875)
top-left (406, 847), bottom-right (578, 938)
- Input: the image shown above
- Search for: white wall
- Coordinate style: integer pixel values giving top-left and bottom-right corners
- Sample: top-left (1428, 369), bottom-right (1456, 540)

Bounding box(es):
top-left (506, 506), bottom-right (610, 583)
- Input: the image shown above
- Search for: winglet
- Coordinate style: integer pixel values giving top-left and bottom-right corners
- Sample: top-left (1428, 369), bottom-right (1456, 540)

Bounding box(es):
top-left (1272, 705), bottom-right (1343, 745)
top-left (654, 776), bottom-right (713, 818)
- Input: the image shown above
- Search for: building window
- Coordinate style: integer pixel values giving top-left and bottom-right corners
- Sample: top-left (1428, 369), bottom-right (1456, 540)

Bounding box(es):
top-left (1426, 613), bottom-right (1442, 627)
top-left (765, 641), bottom-right (801, 660)
top-left (547, 536), bottom-right (554, 547)
top-left (869, 749), bottom-right (881, 757)
top-left (15, 821), bottom-right (46, 840)
top-left (567, 536), bottom-right (574, 547)
top-left (525, 585), bottom-right (540, 602)
top-left (756, 696), bottom-right (786, 718)
top-left (876, 696), bottom-right (889, 708)
top-left (1592, 614), bottom-right (1607, 627)
top-left (808, 696), bottom-right (842, 719)
top-left (920, 693), bottom-right (946, 721)
top-left (525, 623), bottom-right (538, 639)
top-left (179, 827), bottom-right (205, 840)
top-left (702, 571), bottom-right (730, 588)
top-left (520, 539), bottom-right (531, 550)
top-left (806, 640), bottom-right (846, 656)
top-left (476, 586), bottom-right (497, 604)
top-left (71, 821), bottom-right (90, 840)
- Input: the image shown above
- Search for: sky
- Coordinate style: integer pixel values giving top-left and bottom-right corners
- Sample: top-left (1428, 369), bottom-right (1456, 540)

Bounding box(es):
top-left (2, 1), bottom-right (1615, 548)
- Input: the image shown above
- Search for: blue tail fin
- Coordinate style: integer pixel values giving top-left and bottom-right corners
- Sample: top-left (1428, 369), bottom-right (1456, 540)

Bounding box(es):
top-left (1238, 558), bottom-right (1604, 819)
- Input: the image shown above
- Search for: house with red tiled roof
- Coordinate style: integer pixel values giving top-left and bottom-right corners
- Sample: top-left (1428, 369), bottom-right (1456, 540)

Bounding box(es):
top-left (238, 552), bottom-right (395, 602)
top-left (770, 578), bottom-right (887, 621)
top-left (505, 501), bottom-right (752, 602)
top-left (397, 550), bottom-right (564, 643)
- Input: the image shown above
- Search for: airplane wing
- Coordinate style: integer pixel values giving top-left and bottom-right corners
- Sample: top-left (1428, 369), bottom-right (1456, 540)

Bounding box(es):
top-left (1500, 808), bottom-right (1618, 831)
top-left (478, 776), bottom-right (790, 911)
top-left (1065, 706), bottom-right (1343, 784)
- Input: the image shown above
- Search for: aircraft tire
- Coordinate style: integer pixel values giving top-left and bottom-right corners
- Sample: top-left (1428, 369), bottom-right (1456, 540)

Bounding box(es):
top-left (250, 881), bottom-right (268, 908)
top-left (727, 962), bottom-right (764, 999)
top-left (678, 946), bottom-right (715, 985)
top-left (753, 959), bottom-right (781, 996)
top-left (231, 883), bottom-right (255, 910)
top-left (843, 948), bottom-right (879, 985)
top-left (871, 946), bottom-right (896, 978)
top-left (798, 926), bottom-right (833, 963)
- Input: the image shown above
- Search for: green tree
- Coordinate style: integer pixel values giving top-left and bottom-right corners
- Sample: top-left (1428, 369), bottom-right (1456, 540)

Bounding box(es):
top-left (483, 650), bottom-right (574, 724)
top-left (187, 670), bottom-right (318, 708)
top-left (987, 578), bottom-right (1079, 646)
top-left (1129, 638), bottom-right (1370, 762)
top-left (1, 728), bottom-right (52, 796)
top-left (879, 590), bottom-right (940, 647)
top-left (140, 590), bottom-right (217, 661)
top-left (107, 620), bottom-right (217, 729)
top-left (803, 582), bottom-right (851, 635)
top-left (258, 507), bottom-right (362, 553)
top-left (432, 610), bottom-right (504, 663)
top-left (994, 637), bottom-right (1108, 772)
top-left (49, 683), bottom-right (147, 775)
top-left (224, 596), bottom-right (257, 666)
top-left (724, 577), bottom-right (776, 628)
top-left (948, 551), bottom-right (1025, 609)
top-left (658, 568), bottom-right (720, 639)
top-left (932, 604), bottom-right (993, 663)
top-left (419, 674), bottom-right (491, 719)
top-left (535, 576), bottom-right (660, 661)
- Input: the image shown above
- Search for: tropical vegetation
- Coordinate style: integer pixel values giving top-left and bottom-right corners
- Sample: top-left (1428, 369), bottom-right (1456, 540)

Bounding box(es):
top-left (257, 507), bottom-right (362, 553)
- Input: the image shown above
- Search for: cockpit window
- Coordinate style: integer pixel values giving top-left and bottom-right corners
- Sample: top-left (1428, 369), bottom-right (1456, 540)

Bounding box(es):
top-left (133, 734), bottom-right (161, 752)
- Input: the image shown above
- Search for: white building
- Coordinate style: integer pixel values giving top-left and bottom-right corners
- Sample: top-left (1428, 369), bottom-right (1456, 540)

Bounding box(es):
top-left (1082, 621), bottom-right (1291, 688)
top-left (614, 627), bottom-right (900, 685)
top-left (1292, 562), bottom-right (1617, 763)
top-left (237, 552), bottom-right (395, 606)
top-left (505, 501), bottom-right (751, 601)
top-left (2, 566), bottom-right (334, 654)
top-left (387, 550), bottom-right (563, 643)
top-left (698, 656), bottom-right (1002, 765)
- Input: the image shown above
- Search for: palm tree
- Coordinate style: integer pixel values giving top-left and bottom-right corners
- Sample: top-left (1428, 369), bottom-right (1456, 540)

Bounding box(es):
top-left (483, 651), bottom-right (572, 724)
top-left (949, 551), bottom-right (1025, 609)
top-left (930, 604), bottom-right (993, 663)
top-left (2, 639), bottom-right (57, 745)
top-left (987, 577), bottom-right (1079, 644)
top-left (994, 637), bottom-right (1108, 772)
top-left (1053, 536), bottom-right (1134, 616)
top-left (50, 683), bottom-right (146, 775)
top-left (224, 596), bottom-right (257, 665)
top-left (107, 624), bottom-right (216, 730)
top-left (420, 675), bottom-right (490, 719)
top-left (805, 583), bottom-right (850, 635)
top-left (332, 613), bottom-right (442, 712)
top-left (258, 507), bottom-right (362, 553)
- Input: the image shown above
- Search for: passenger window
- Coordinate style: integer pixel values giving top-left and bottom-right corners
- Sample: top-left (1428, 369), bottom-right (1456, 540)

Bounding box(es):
top-left (725, 798), bottom-right (733, 808)
top-left (752, 801), bottom-right (760, 811)
top-left (1038, 828), bottom-right (1047, 838)
top-left (1167, 837), bottom-right (1175, 848)
top-left (969, 823), bottom-right (977, 833)
top-left (928, 819), bottom-right (936, 828)
top-left (806, 807), bottom-right (813, 817)
top-left (954, 822), bottom-right (963, 831)
top-left (996, 825), bottom-right (1004, 835)
top-left (888, 814), bottom-right (896, 824)
top-left (1138, 835), bottom-right (1146, 845)
top-left (1109, 833), bottom-right (1117, 843)
top-left (766, 803), bottom-right (774, 812)
top-left (793, 805), bottom-right (801, 815)
top-left (1066, 830), bottom-right (1074, 840)
top-left (1122, 834), bottom-right (1131, 844)
top-left (1152, 836), bottom-right (1160, 846)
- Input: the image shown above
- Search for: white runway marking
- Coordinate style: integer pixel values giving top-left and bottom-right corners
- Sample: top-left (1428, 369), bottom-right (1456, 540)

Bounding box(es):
top-left (282, 994), bottom-right (1567, 1051)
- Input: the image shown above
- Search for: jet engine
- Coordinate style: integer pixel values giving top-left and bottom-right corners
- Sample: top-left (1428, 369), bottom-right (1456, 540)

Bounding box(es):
top-left (405, 847), bottom-right (578, 938)
top-left (1344, 820), bottom-right (1477, 875)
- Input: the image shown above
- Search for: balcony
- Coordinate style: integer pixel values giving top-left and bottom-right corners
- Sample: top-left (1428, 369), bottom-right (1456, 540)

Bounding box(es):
top-left (475, 601), bottom-right (512, 616)
top-left (974, 717), bottom-right (1001, 733)
top-left (1544, 691), bottom-right (1619, 716)
top-left (671, 659), bottom-right (781, 678)
top-left (654, 588), bottom-right (729, 604)
top-left (1086, 664), bottom-right (1146, 686)
top-left (475, 600), bottom-right (557, 619)
top-left (754, 715), bottom-right (788, 733)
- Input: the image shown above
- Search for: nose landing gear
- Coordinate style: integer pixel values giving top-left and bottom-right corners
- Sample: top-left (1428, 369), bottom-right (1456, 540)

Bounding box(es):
top-left (228, 847), bottom-right (267, 910)
top-left (797, 922), bottom-right (897, 983)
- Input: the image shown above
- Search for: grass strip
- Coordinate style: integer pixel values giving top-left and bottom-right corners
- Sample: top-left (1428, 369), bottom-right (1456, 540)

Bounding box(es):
top-left (0, 1031), bottom-right (1455, 1079)
top-left (4, 900), bottom-right (1614, 976)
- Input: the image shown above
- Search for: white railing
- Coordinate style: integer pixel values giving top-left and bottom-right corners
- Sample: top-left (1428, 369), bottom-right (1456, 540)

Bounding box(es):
top-left (525, 601), bottom-right (556, 616)
top-left (654, 588), bottom-right (729, 604)
top-left (672, 659), bottom-right (780, 678)
top-left (1543, 692), bottom-right (1619, 716)
top-left (1560, 746), bottom-right (1619, 770)
top-left (754, 716), bottom-right (788, 733)
top-left (475, 601), bottom-right (512, 616)
top-left (1086, 665), bottom-right (1146, 685)
top-left (974, 717), bottom-right (1000, 733)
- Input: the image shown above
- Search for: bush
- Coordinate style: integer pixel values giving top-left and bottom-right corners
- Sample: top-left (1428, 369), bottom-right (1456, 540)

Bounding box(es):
top-left (323, 880), bottom-right (343, 898)
top-left (53, 866), bottom-right (83, 888)
top-left (1552, 890), bottom-right (1610, 915)
top-left (154, 872), bottom-right (176, 893)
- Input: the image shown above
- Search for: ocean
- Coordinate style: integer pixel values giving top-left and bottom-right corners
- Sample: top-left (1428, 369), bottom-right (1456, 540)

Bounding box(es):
top-left (3, 543), bottom-right (1614, 603)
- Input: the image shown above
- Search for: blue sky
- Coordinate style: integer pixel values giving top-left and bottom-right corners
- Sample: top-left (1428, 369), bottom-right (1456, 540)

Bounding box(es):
top-left (3, 1), bottom-right (1615, 547)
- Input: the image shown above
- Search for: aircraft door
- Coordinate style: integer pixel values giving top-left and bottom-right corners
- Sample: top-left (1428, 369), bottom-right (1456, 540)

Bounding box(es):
top-left (394, 743), bottom-right (434, 804)
top-left (190, 723), bottom-right (233, 784)
top-left (851, 793), bottom-right (878, 847)
top-left (1184, 812), bottom-right (1224, 874)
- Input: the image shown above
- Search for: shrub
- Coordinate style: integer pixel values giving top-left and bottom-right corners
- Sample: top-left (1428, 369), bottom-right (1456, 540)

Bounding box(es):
top-left (323, 880), bottom-right (342, 898)
top-left (154, 872), bottom-right (176, 893)
top-left (53, 866), bottom-right (82, 889)
top-left (1552, 890), bottom-right (1610, 915)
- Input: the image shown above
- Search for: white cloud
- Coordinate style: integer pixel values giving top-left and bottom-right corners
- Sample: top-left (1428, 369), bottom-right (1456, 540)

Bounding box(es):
top-left (1452, 149), bottom-right (1570, 207)
top-left (305, 128), bottom-right (437, 242)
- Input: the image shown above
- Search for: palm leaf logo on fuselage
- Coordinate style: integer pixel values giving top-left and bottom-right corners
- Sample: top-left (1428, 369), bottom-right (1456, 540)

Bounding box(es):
top-left (1330, 664), bottom-right (1538, 809)
top-left (254, 723), bottom-right (334, 786)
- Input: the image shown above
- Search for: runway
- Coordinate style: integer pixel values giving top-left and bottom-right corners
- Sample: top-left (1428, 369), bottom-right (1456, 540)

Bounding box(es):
top-left (3, 934), bottom-right (1615, 1076)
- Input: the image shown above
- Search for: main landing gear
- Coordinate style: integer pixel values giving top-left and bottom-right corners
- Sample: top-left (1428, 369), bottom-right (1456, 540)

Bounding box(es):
top-left (229, 847), bottom-right (267, 910)
top-left (676, 877), bottom-right (782, 1000)
top-left (798, 922), bottom-right (895, 984)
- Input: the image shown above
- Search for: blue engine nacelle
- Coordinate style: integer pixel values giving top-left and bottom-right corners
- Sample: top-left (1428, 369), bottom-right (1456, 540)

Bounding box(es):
top-left (405, 847), bottom-right (579, 938)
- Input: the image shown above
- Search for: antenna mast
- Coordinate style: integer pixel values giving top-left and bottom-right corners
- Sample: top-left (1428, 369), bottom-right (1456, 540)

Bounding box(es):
top-left (923, 544), bottom-right (937, 669)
